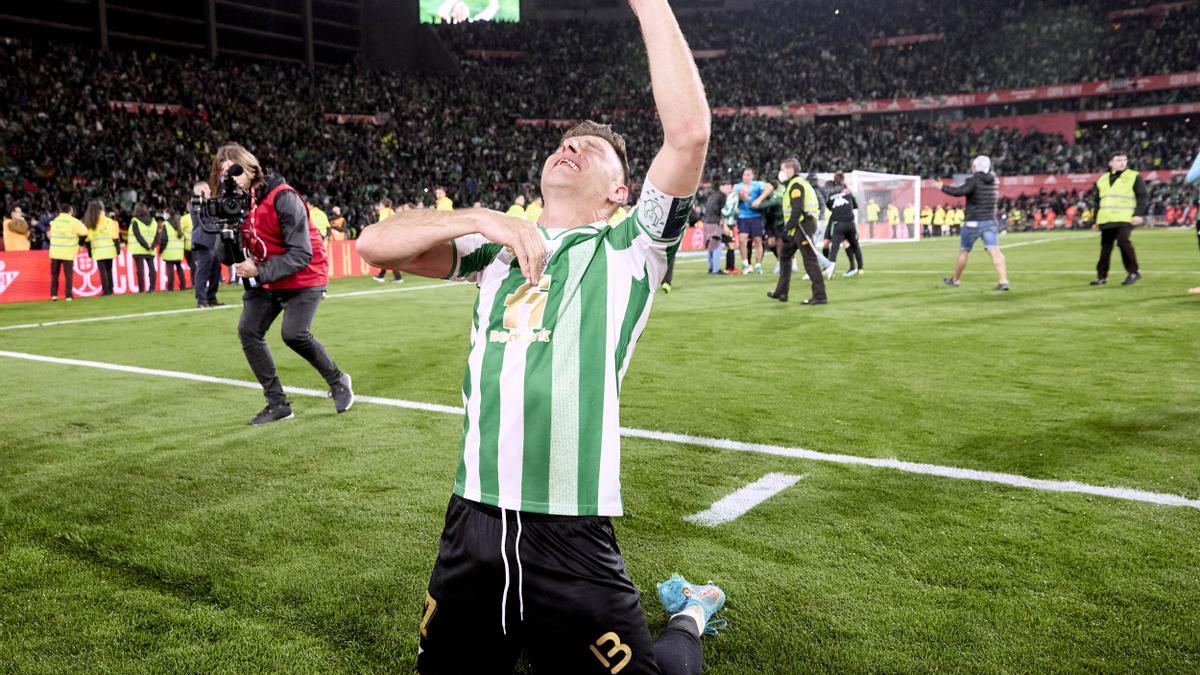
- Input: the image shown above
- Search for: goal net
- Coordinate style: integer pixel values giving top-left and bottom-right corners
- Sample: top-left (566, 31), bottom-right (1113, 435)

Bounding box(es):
top-left (813, 170), bottom-right (922, 243)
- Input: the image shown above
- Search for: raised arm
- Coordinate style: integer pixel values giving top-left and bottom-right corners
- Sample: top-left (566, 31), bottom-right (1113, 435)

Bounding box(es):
top-left (633, 0), bottom-right (711, 197)
top-left (356, 208), bottom-right (546, 283)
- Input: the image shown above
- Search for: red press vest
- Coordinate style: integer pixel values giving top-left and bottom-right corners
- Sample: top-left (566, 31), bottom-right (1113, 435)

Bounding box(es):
top-left (246, 182), bottom-right (328, 290)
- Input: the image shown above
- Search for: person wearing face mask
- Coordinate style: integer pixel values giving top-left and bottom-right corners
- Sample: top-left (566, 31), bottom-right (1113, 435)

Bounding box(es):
top-left (209, 143), bottom-right (354, 425)
top-left (768, 158), bottom-right (826, 304)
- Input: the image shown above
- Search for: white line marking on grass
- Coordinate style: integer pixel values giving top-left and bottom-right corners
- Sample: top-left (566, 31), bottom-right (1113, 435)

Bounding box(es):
top-left (0, 282), bottom-right (464, 332)
top-left (683, 473), bottom-right (806, 526)
top-left (622, 427), bottom-right (1200, 511)
top-left (2, 349), bottom-right (1199, 512)
top-left (999, 235), bottom-right (1086, 249)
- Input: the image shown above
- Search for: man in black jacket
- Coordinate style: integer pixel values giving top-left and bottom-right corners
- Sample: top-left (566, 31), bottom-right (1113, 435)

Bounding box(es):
top-left (189, 181), bottom-right (224, 308)
top-left (940, 155), bottom-right (1009, 291)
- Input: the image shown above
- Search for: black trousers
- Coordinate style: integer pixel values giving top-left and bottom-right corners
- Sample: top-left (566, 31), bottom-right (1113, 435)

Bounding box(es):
top-left (662, 256), bottom-right (675, 285)
top-left (237, 285), bottom-right (342, 406)
top-left (774, 218), bottom-right (826, 302)
top-left (49, 259), bottom-right (74, 299)
top-left (374, 268), bottom-right (402, 280)
top-left (96, 258), bottom-right (114, 295)
top-left (164, 260), bottom-right (186, 291)
top-left (1097, 224), bottom-right (1139, 279)
top-left (828, 221), bottom-right (863, 270)
top-left (419, 495), bottom-right (702, 675)
top-left (133, 254), bottom-right (156, 292)
top-left (193, 246), bottom-right (223, 305)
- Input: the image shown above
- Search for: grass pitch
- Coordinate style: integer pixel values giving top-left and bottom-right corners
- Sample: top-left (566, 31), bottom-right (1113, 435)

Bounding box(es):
top-left (1, 229), bottom-right (1199, 673)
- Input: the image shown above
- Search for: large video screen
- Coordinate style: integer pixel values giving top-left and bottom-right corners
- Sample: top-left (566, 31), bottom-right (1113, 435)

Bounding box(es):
top-left (421, 0), bottom-right (519, 23)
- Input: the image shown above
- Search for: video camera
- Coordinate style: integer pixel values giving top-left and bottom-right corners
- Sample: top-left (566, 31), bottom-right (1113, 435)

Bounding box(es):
top-left (191, 163), bottom-right (257, 290)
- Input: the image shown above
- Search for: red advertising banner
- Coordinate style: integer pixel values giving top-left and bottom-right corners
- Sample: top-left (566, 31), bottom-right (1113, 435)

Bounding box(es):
top-left (0, 241), bottom-right (378, 304)
top-left (710, 71), bottom-right (1200, 118)
top-left (869, 33), bottom-right (944, 47)
top-left (947, 113), bottom-right (1079, 143)
top-left (1078, 101), bottom-right (1200, 122)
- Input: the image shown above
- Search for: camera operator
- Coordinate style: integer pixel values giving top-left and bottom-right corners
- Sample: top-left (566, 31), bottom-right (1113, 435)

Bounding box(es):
top-left (185, 181), bottom-right (224, 308)
top-left (208, 143), bottom-right (354, 425)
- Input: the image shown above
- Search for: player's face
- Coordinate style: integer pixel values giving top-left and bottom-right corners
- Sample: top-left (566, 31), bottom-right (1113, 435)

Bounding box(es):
top-left (742, 169), bottom-right (754, 183)
top-left (1110, 155), bottom-right (1128, 172)
top-left (541, 135), bottom-right (627, 209)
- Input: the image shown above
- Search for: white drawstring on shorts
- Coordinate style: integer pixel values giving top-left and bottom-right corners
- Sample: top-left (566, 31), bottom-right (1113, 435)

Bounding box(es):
top-left (515, 510), bottom-right (525, 622)
top-left (499, 508), bottom-right (526, 635)
top-left (500, 508), bottom-right (510, 635)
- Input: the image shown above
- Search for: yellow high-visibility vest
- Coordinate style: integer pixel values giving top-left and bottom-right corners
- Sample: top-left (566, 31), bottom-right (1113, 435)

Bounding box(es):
top-left (162, 222), bottom-right (185, 261)
top-left (1096, 170), bottom-right (1139, 225)
top-left (524, 202), bottom-right (543, 223)
top-left (309, 205), bottom-right (331, 238)
top-left (867, 202), bottom-right (881, 222)
top-left (781, 176), bottom-right (819, 229)
top-left (88, 215), bottom-right (119, 261)
top-left (49, 214), bottom-right (87, 261)
top-left (128, 218), bottom-right (159, 256)
top-left (180, 213), bottom-right (194, 251)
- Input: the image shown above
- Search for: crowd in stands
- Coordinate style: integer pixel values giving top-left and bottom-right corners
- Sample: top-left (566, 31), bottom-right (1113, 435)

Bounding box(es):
top-left (2, 0), bottom-right (1199, 236)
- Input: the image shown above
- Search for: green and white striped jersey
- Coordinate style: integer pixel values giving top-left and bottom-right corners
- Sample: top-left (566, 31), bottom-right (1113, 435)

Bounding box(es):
top-left (446, 180), bottom-right (694, 516)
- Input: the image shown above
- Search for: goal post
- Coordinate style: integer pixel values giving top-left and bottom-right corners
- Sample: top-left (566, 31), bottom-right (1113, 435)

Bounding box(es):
top-left (813, 170), bottom-right (922, 243)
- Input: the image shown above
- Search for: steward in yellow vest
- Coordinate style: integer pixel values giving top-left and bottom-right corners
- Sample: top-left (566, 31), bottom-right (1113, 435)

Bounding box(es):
top-left (1090, 152), bottom-right (1146, 286)
top-left (128, 205), bottom-right (161, 293)
top-left (162, 216), bottom-right (188, 292)
top-left (84, 201), bottom-right (120, 296)
top-left (309, 204), bottom-right (331, 240)
top-left (48, 204), bottom-right (88, 301)
top-left (769, 159), bottom-right (826, 305)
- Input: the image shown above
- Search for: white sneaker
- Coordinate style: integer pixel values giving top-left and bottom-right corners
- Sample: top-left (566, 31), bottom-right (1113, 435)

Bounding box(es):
top-left (792, 261), bottom-right (798, 272)
top-left (802, 274), bottom-right (810, 281)
top-left (823, 262), bottom-right (836, 280)
top-left (844, 268), bottom-right (859, 277)
top-left (772, 263), bottom-right (781, 275)
top-left (372, 276), bottom-right (386, 283)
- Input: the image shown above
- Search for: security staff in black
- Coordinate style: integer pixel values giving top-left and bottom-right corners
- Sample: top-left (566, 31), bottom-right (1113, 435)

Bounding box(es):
top-left (826, 178), bottom-right (864, 273)
top-left (1090, 152), bottom-right (1147, 286)
top-left (769, 158), bottom-right (826, 304)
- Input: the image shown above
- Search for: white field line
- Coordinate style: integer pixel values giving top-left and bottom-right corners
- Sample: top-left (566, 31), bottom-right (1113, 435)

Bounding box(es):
top-left (684, 473), bottom-right (807, 526)
top-left (0, 282), bottom-right (464, 332)
top-left (3, 349), bottom-right (1198, 512)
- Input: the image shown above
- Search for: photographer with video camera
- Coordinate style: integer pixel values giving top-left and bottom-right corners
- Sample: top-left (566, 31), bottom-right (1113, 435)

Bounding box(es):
top-left (206, 143), bottom-right (354, 425)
